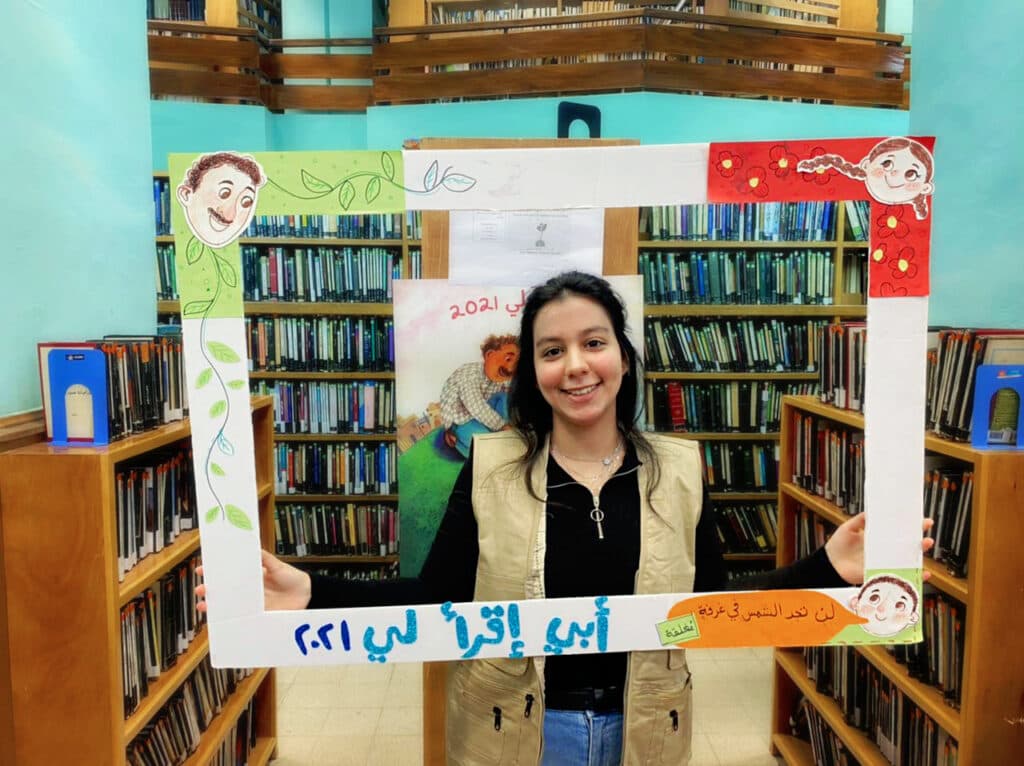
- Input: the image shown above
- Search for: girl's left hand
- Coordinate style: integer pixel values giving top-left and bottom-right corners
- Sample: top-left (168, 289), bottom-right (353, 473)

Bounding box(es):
top-left (824, 513), bottom-right (935, 585)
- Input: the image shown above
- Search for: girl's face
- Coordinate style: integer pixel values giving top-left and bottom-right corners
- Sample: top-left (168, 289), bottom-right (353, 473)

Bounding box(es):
top-left (531, 294), bottom-right (626, 437)
top-left (863, 146), bottom-right (933, 204)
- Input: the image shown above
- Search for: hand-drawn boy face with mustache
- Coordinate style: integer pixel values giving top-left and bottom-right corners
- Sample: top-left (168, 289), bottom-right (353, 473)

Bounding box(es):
top-left (177, 152), bottom-right (265, 248)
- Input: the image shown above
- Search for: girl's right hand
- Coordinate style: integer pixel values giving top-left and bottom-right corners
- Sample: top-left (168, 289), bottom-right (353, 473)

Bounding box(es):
top-left (195, 549), bottom-right (313, 613)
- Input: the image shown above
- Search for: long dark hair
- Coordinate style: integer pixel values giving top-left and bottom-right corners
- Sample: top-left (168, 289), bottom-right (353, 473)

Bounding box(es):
top-left (507, 271), bottom-right (660, 500)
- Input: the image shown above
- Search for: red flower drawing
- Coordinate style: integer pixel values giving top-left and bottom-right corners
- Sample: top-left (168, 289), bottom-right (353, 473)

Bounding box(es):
top-left (769, 145), bottom-right (799, 178)
top-left (801, 146), bottom-right (836, 185)
top-left (878, 282), bottom-right (909, 298)
top-left (890, 246), bottom-right (918, 280)
top-left (739, 166), bottom-right (770, 198)
top-left (716, 150), bottom-right (743, 178)
top-left (870, 243), bottom-right (890, 265)
top-left (876, 206), bottom-right (910, 239)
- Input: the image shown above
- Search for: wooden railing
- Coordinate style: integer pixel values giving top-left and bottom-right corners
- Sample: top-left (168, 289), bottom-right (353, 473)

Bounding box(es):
top-left (374, 9), bottom-right (908, 109)
top-left (148, 10), bottom-right (907, 111)
top-left (147, 22), bottom-right (373, 111)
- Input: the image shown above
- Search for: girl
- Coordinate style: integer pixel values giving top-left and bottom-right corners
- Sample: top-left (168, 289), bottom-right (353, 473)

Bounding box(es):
top-left (201, 271), bottom-right (891, 765)
top-left (797, 137), bottom-right (935, 220)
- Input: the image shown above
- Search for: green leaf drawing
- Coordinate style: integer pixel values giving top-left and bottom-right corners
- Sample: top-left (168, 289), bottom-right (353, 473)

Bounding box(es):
top-left (301, 169), bottom-right (333, 194)
top-left (366, 175), bottom-right (382, 203)
top-left (381, 152), bottom-right (396, 181)
top-left (183, 299), bottom-right (213, 317)
top-left (186, 237), bottom-right (205, 265)
top-left (227, 379), bottom-right (247, 389)
top-left (441, 173), bottom-right (477, 192)
top-left (209, 400), bottom-right (227, 418)
top-left (226, 504), bottom-right (254, 531)
top-left (423, 160), bottom-right (439, 190)
top-left (210, 462), bottom-right (226, 477)
top-left (338, 180), bottom-right (356, 210)
top-left (207, 341), bottom-right (241, 364)
top-left (196, 368), bottom-right (214, 388)
top-left (206, 506), bottom-right (220, 523)
top-left (213, 254), bottom-right (238, 287)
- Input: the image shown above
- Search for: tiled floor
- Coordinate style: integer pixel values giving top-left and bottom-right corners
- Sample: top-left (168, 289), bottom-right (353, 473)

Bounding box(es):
top-left (272, 648), bottom-right (783, 765)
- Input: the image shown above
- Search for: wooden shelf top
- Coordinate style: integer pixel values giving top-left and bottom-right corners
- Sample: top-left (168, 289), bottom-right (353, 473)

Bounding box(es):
top-left (645, 304), bottom-right (865, 318)
top-left (157, 299), bottom-right (394, 316)
top-left (775, 649), bottom-right (890, 766)
top-left (279, 554), bottom-right (399, 565)
top-left (780, 481), bottom-right (970, 603)
top-left (250, 370), bottom-right (396, 380)
top-left (239, 236), bottom-right (406, 246)
top-left (277, 493), bottom-right (399, 503)
top-left (771, 733), bottom-right (813, 766)
top-left (722, 552), bottom-right (775, 561)
top-left (659, 431), bottom-right (780, 442)
top-left (119, 530), bottom-right (201, 607)
top-left (858, 644), bottom-right (960, 740)
top-left (646, 371), bottom-right (818, 381)
top-left (274, 432), bottom-right (396, 442)
top-left (639, 239), bottom-right (842, 249)
top-left (124, 628), bottom-right (210, 744)
top-left (709, 491), bottom-right (775, 501)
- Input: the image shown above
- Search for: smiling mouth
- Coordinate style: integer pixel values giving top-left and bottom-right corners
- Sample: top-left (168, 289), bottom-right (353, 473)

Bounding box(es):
top-left (563, 383), bottom-right (599, 397)
top-left (498, 366), bottom-right (514, 378)
top-left (208, 208), bottom-right (232, 231)
top-left (883, 176), bottom-right (904, 189)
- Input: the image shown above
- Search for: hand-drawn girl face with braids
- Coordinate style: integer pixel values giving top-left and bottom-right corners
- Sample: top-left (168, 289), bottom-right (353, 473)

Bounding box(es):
top-left (177, 152), bottom-right (266, 248)
top-left (798, 138), bottom-right (935, 220)
top-left (848, 574), bottom-right (920, 637)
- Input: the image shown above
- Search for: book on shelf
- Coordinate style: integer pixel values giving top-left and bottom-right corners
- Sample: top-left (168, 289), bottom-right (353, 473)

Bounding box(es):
top-left (817, 321), bottom-right (866, 412)
top-left (252, 378), bottom-right (396, 435)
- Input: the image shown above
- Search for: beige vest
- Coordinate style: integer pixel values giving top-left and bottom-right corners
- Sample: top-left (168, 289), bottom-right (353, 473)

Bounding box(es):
top-left (445, 432), bottom-right (703, 765)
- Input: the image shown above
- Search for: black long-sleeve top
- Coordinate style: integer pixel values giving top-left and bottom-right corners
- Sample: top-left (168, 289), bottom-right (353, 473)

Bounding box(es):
top-left (309, 444), bottom-right (845, 696)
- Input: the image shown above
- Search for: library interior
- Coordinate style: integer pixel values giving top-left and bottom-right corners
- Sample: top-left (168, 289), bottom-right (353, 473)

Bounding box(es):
top-left (1, 1), bottom-right (1022, 765)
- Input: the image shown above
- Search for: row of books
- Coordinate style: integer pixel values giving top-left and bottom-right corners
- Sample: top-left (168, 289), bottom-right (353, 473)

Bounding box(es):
top-left (926, 328), bottom-right (1024, 442)
top-left (639, 201), bottom-right (839, 243)
top-left (116, 444), bottom-right (197, 581)
top-left (155, 244), bottom-right (178, 299)
top-left (38, 334), bottom-right (187, 443)
top-left (639, 248), bottom-right (836, 306)
top-left (252, 379), bottom-right (396, 435)
top-left (790, 414), bottom-right (864, 514)
top-left (125, 656), bottom-right (254, 766)
top-left (240, 245), bottom-right (401, 304)
top-left (207, 700), bottom-right (259, 766)
top-left (153, 178), bottom-right (172, 235)
top-left (121, 553), bottom-right (203, 718)
top-left (245, 315), bottom-right (395, 373)
top-left (409, 248), bottom-right (423, 279)
top-left (146, 0), bottom-right (204, 22)
top-left (794, 505), bottom-right (834, 558)
top-left (889, 590), bottom-right (966, 709)
top-left (643, 380), bottom-right (817, 434)
top-left (730, 0), bottom-right (834, 26)
top-left (801, 701), bottom-right (856, 766)
top-left (274, 503), bottom-right (399, 557)
top-left (802, 646), bottom-right (959, 765)
top-left (842, 250), bottom-right (868, 295)
top-left (297, 563), bottom-right (400, 581)
top-left (702, 441), bottom-right (778, 492)
top-left (713, 503), bottom-right (778, 554)
top-left (923, 462), bottom-right (973, 577)
top-left (817, 321), bottom-right (866, 413)
top-left (644, 317), bottom-right (825, 372)
top-left (274, 441), bottom-right (398, 496)
top-left (842, 199), bottom-right (873, 242)
top-left (245, 213), bottom-right (405, 240)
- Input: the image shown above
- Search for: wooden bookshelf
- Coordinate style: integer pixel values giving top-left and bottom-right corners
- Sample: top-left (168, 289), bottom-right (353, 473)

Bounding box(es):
top-left (0, 397), bottom-right (277, 765)
top-left (772, 395), bottom-right (1024, 763)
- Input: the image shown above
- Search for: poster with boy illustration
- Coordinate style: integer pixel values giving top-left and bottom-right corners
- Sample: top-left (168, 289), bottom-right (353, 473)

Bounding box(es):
top-left (394, 277), bottom-right (643, 575)
top-left (168, 140), bottom-right (937, 669)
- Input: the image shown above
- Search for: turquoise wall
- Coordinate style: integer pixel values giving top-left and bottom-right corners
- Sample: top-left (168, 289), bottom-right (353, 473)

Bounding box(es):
top-left (1, 3), bottom-right (155, 416)
top-left (151, 102), bottom-right (270, 170)
top-left (911, 0), bottom-right (1024, 326)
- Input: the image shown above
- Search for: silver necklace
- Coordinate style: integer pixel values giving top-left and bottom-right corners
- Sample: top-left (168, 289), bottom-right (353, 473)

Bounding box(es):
top-left (550, 441), bottom-right (624, 540)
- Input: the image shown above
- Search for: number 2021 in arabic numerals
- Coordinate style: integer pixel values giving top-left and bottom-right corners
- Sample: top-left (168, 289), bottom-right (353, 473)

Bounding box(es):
top-left (450, 296), bottom-right (499, 320)
top-left (295, 621), bottom-right (352, 656)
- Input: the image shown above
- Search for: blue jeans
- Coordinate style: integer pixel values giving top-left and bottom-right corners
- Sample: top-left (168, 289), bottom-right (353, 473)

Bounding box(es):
top-left (451, 391), bottom-right (509, 458)
top-left (541, 709), bottom-right (624, 766)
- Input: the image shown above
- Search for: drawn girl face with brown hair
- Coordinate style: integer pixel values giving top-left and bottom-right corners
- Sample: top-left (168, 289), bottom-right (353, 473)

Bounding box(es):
top-left (861, 140), bottom-right (934, 207)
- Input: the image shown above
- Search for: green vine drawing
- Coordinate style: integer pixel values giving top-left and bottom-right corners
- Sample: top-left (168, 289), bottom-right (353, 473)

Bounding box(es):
top-left (266, 151), bottom-right (477, 205)
top-left (184, 236), bottom-right (254, 532)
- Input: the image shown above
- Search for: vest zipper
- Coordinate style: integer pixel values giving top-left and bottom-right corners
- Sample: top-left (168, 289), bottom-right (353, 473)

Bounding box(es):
top-left (670, 709), bottom-right (679, 732)
top-left (524, 694), bottom-right (535, 718)
top-left (493, 706), bottom-right (502, 731)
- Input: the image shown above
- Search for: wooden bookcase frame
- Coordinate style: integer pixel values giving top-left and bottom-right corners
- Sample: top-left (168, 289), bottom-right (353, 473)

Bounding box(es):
top-left (0, 397), bottom-right (278, 766)
top-left (771, 395), bottom-right (1024, 764)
